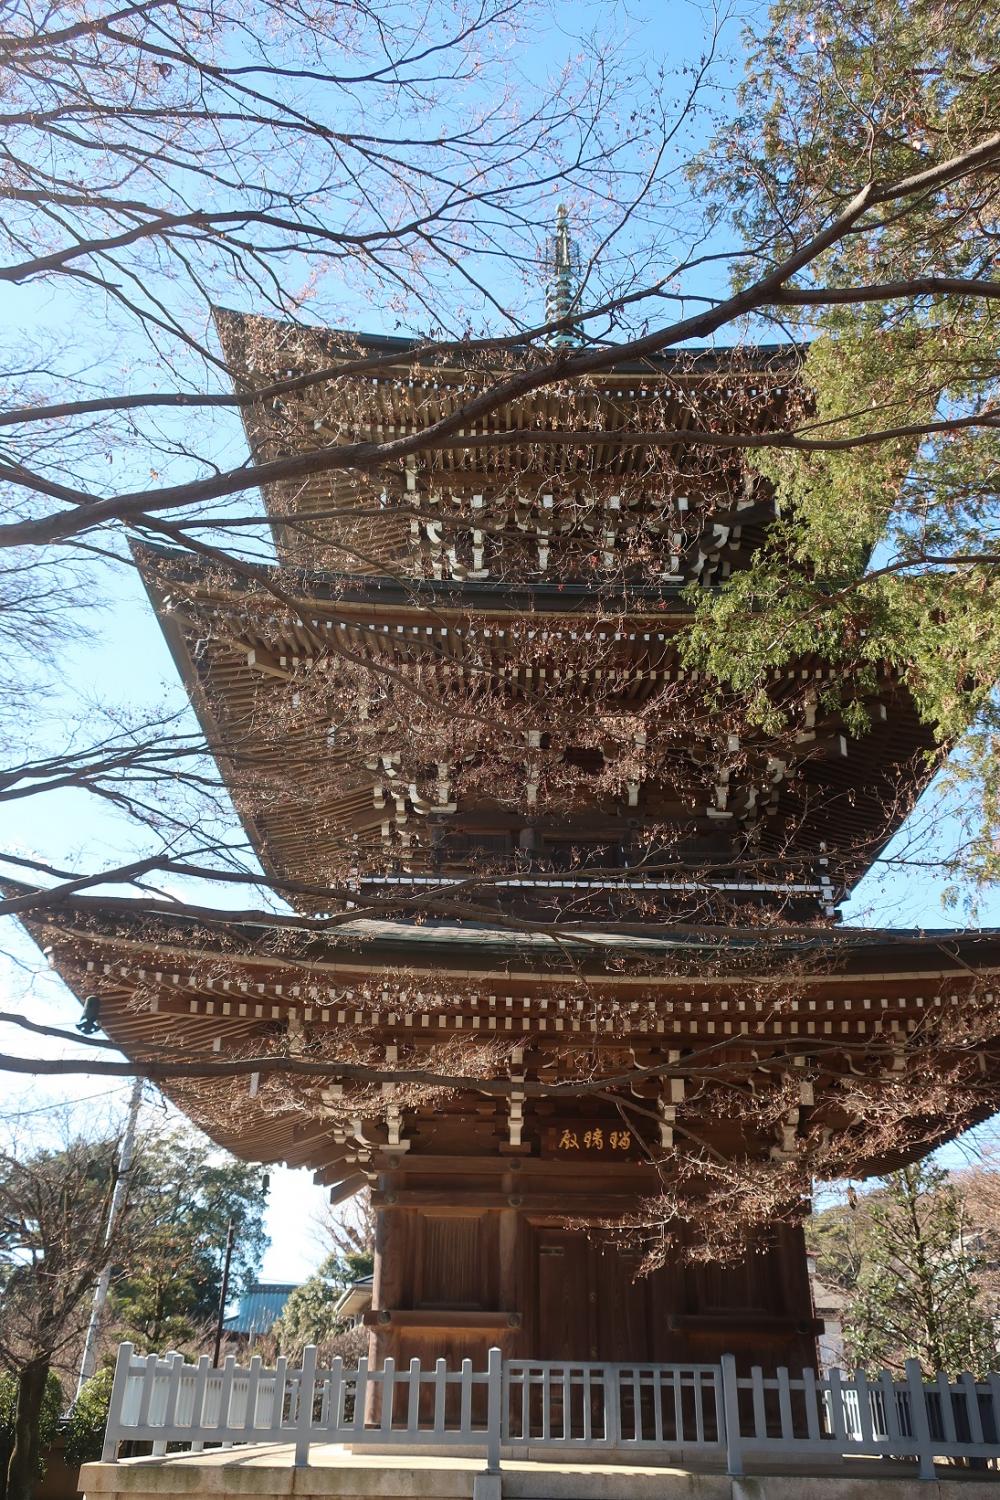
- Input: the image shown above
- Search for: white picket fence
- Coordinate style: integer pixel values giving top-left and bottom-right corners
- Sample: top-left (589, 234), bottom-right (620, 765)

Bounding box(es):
top-left (503, 1361), bottom-right (722, 1454)
top-left (721, 1359), bottom-right (1000, 1478)
top-left (102, 1344), bottom-right (502, 1469)
top-left (101, 1342), bottom-right (1000, 1479)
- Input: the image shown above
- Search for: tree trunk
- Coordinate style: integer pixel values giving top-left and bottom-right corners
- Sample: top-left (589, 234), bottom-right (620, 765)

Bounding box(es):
top-left (6, 1360), bottom-right (49, 1500)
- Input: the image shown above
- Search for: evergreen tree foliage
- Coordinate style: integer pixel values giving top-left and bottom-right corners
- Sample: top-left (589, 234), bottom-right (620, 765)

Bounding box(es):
top-left (63, 1369), bottom-right (114, 1469)
top-left (843, 1162), bottom-right (999, 1376)
top-left (273, 1254), bottom-right (357, 1357)
top-left (688, 0), bottom-right (1000, 897)
top-left (0, 1135), bottom-right (131, 1500)
top-left (272, 1199), bottom-right (374, 1358)
top-left (109, 1132), bottom-right (268, 1353)
top-left (0, 1120), bottom-right (267, 1498)
top-left (806, 1191), bottom-right (874, 1293)
top-left (273, 1246), bottom-right (374, 1357)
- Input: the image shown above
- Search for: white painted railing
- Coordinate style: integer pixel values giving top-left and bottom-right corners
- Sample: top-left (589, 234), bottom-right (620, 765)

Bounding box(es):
top-left (503, 1360), bottom-right (722, 1453)
top-left (721, 1355), bottom-right (1000, 1478)
top-left (101, 1342), bottom-right (1000, 1479)
top-left (102, 1345), bottom-right (502, 1469)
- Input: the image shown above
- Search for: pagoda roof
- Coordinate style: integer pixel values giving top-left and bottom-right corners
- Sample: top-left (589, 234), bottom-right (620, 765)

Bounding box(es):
top-left (136, 541), bottom-right (940, 914)
top-left (212, 310), bottom-right (803, 581)
top-left (137, 537), bottom-right (695, 616)
top-left (214, 307), bottom-right (804, 380)
top-left (21, 886), bottom-right (1000, 970)
top-left (14, 884), bottom-right (1000, 1186)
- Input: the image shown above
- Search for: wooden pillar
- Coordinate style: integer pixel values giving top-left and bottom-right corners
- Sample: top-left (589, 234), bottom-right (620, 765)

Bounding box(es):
top-left (369, 1203), bottom-right (406, 1365)
top-left (497, 1207), bottom-right (522, 1354)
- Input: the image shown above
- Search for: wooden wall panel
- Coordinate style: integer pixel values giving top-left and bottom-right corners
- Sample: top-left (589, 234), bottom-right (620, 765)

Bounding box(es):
top-left (414, 1212), bottom-right (498, 1310)
top-left (594, 1245), bottom-right (650, 1361)
top-left (417, 1215), bottom-right (485, 1308)
top-left (371, 1204), bottom-right (818, 1373)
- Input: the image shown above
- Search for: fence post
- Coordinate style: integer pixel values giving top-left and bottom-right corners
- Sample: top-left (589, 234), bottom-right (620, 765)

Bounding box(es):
top-left (720, 1354), bottom-right (743, 1477)
top-left (485, 1347), bottom-right (502, 1474)
top-left (604, 1365), bottom-right (621, 1450)
top-left (152, 1352), bottom-right (183, 1457)
top-left (294, 1346), bottom-right (317, 1468)
top-left (100, 1342), bottom-right (134, 1463)
top-left (904, 1359), bottom-right (935, 1480)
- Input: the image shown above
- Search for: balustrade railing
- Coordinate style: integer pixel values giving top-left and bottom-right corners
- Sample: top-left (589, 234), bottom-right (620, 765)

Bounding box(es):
top-left (100, 1342), bottom-right (1000, 1480)
top-left (720, 1356), bottom-right (1000, 1479)
top-left (503, 1361), bottom-right (722, 1452)
top-left (102, 1345), bottom-right (501, 1469)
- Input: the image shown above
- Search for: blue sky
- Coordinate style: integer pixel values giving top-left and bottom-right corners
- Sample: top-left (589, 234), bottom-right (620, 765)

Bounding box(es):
top-left (3, 0), bottom-right (1000, 1288)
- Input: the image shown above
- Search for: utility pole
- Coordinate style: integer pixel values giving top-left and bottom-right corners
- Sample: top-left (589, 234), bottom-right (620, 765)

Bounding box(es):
top-left (75, 1077), bottom-right (144, 1401)
top-left (212, 1217), bottom-right (237, 1366)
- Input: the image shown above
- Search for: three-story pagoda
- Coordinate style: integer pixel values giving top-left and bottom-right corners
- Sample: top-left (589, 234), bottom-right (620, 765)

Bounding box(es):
top-left (17, 304), bottom-right (1000, 1374)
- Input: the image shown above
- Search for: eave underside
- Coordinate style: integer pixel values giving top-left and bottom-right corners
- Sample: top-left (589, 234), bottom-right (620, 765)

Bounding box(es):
top-left (214, 309), bottom-right (804, 582)
top-left (21, 895), bottom-right (1000, 1193)
top-left (137, 547), bottom-right (939, 913)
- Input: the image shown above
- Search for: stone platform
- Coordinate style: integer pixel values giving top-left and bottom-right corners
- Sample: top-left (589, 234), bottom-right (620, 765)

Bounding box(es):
top-left (80, 1448), bottom-right (1000, 1500)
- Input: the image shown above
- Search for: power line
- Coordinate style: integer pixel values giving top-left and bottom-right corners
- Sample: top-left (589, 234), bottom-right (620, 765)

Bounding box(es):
top-left (0, 1085), bottom-right (132, 1119)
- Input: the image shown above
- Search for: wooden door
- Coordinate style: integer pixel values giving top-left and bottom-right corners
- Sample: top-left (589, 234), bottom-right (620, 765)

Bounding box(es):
top-left (536, 1229), bottom-right (591, 1359)
top-left (534, 1227), bottom-right (662, 1362)
top-left (531, 1220), bottom-right (815, 1370)
top-left (593, 1243), bottom-right (652, 1361)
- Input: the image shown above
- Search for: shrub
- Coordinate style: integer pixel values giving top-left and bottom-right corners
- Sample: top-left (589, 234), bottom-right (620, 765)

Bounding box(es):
top-left (63, 1369), bottom-right (115, 1469)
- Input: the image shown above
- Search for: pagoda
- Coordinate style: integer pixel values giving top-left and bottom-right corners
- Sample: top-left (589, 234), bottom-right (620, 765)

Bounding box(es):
top-left (17, 257), bottom-right (1000, 1376)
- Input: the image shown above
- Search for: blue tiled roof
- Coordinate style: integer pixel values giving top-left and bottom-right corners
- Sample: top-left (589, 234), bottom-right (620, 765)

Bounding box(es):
top-left (223, 1282), bottom-right (297, 1336)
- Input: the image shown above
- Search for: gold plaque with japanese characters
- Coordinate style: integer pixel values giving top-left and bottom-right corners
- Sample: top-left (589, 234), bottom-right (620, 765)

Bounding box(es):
top-left (542, 1123), bottom-right (640, 1158)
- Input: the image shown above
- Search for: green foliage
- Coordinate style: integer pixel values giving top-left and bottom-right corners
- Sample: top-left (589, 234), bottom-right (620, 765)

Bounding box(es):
top-left (824, 1163), bottom-right (998, 1376)
top-left (0, 1134), bottom-right (127, 1373)
top-left (0, 1125), bottom-right (267, 1495)
top-left (332, 1246), bottom-right (375, 1285)
top-left (273, 1264), bottom-right (344, 1357)
top-left (683, 0), bottom-right (1000, 895)
top-left (109, 1130), bottom-right (269, 1354)
top-left (0, 1132), bottom-right (133, 1500)
top-left (806, 1193), bottom-right (875, 1293)
top-left (705, 0), bottom-right (1000, 272)
top-left (0, 1373), bottom-right (62, 1488)
top-left (63, 1368), bottom-right (114, 1469)
top-left (272, 1248), bottom-right (373, 1358)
